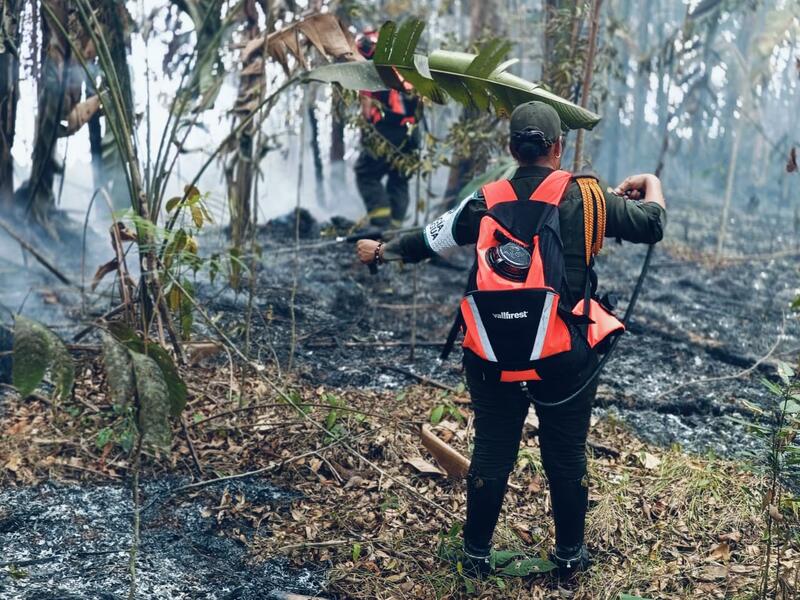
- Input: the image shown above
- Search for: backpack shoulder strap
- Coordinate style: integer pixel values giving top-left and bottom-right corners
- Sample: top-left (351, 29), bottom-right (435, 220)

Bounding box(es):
top-left (481, 179), bottom-right (516, 209)
top-left (529, 169), bottom-right (572, 206)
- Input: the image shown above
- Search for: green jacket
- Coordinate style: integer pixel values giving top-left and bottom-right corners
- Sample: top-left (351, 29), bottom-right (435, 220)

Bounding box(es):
top-left (384, 165), bottom-right (666, 303)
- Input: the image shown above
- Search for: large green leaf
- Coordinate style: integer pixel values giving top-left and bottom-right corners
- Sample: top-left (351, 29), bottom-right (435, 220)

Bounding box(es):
top-left (373, 20), bottom-right (447, 103)
top-left (306, 18), bottom-right (601, 131)
top-left (303, 60), bottom-right (387, 91)
top-left (99, 331), bottom-right (135, 408)
top-left (489, 549), bottom-right (526, 569)
top-left (130, 352), bottom-right (172, 449)
top-left (498, 557), bottom-right (556, 576)
top-left (12, 316), bottom-right (74, 400)
top-left (12, 317), bottom-right (50, 398)
top-left (99, 329), bottom-right (177, 449)
top-left (174, 0), bottom-right (230, 108)
top-left (106, 322), bottom-right (187, 417)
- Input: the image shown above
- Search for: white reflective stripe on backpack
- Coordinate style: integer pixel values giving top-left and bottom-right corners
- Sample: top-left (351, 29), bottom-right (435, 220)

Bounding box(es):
top-left (465, 295), bottom-right (498, 362)
top-left (529, 292), bottom-right (556, 361)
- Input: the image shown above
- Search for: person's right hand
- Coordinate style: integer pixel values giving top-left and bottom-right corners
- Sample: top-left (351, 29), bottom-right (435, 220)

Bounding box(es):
top-left (614, 174), bottom-right (658, 200)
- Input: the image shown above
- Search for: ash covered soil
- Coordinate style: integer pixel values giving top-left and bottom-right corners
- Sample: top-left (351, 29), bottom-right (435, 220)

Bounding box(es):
top-left (208, 195), bottom-right (800, 458)
top-left (0, 478), bottom-right (324, 599)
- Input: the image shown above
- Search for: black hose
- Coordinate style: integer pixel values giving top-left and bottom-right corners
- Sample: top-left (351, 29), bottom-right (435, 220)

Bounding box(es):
top-left (527, 243), bottom-right (655, 408)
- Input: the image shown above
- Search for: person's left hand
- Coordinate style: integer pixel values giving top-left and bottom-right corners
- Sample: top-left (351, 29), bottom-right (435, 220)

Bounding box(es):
top-left (356, 239), bottom-right (381, 264)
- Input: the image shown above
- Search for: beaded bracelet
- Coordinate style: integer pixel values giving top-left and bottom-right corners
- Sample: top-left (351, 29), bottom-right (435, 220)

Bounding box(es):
top-left (374, 242), bottom-right (384, 265)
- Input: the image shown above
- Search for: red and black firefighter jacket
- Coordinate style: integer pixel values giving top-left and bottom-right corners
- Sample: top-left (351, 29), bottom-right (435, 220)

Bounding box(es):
top-left (361, 89), bottom-right (420, 149)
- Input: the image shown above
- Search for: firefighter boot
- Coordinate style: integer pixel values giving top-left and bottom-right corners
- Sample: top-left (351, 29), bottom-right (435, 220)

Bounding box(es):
top-left (552, 544), bottom-right (591, 580)
top-left (461, 470), bottom-right (509, 577)
top-left (549, 476), bottom-right (591, 580)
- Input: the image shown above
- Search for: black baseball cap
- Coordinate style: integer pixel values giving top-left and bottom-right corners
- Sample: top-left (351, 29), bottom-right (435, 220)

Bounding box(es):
top-left (509, 101), bottom-right (562, 145)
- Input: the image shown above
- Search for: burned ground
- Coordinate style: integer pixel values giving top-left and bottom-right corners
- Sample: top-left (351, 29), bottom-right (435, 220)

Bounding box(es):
top-left (0, 194), bottom-right (798, 599)
top-left (208, 194), bottom-right (799, 457)
top-left (0, 478), bottom-right (323, 599)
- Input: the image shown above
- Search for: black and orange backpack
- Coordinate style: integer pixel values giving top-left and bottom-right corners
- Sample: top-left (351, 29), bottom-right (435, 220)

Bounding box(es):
top-left (457, 170), bottom-right (623, 383)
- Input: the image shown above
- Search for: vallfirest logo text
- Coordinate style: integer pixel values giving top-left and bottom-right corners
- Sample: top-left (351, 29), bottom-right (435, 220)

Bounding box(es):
top-left (492, 310), bottom-right (529, 320)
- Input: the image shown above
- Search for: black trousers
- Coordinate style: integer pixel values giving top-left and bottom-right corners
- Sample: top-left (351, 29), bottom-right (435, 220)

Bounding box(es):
top-left (354, 129), bottom-right (416, 227)
top-left (354, 149), bottom-right (410, 227)
top-left (463, 351), bottom-right (598, 555)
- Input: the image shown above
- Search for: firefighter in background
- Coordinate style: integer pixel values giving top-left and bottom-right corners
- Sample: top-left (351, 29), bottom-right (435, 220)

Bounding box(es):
top-left (355, 30), bottom-right (421, 228)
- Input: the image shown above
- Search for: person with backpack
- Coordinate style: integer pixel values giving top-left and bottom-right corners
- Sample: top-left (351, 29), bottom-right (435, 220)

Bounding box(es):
top-left (355, 100), bottom-right (666, 580)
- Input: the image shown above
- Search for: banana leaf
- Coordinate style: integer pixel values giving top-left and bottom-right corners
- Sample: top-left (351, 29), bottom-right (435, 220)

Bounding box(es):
top-left (305, 60), bottom-right (387, 92)
top-left (305, 18), bottom-right (601, 131)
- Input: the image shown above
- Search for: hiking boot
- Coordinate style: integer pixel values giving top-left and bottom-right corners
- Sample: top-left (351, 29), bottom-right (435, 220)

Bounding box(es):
top-left (438, 539), bottom-right (491, 578)
top-left (551, 544), bottom-right (590, 580)
top-left (460, 541), bottom-right (492, 578)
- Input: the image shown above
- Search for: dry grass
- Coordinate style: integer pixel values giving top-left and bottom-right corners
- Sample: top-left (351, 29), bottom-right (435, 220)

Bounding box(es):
top-left (0, 355), bottom-right (797, 599)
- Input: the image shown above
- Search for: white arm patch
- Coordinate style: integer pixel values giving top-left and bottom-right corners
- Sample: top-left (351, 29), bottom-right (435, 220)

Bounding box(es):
top-left (423, 195), bottom-right (474, 254)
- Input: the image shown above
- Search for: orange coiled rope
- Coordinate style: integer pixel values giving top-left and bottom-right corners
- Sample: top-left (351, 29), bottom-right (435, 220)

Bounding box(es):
top-left (577, 177), bottom-right (606, 265)
top-left (590, 179), bottom-right (606, 256)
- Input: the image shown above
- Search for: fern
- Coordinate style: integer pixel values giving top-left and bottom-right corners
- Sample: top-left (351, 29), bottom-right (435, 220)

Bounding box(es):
top-left (12, 316), bottom-right (74, 400)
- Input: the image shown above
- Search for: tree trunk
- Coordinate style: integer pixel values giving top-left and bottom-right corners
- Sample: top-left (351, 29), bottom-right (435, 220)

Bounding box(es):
top-left (98, 1), bottom-right (135, 211)
top-left (308, 88), bottom-right (324, 187)
top-left (469, 0), bottom-right (500, 42)
top-left (0, 0), bottom-right (22, 212)
top-left (443, 0), bottom-right (501, 207)
top-left (329, 2), bottom-right (349, 163)
top-left (330, 92), bottom-right (345, 162)
top-left (629, 0), bottom-right (653, 169)
top-left (716, 8), bottom-right (757, 260)
top-left (228, 0), bottom-right (265, 268)
top-left (88, 102), bottom-right (103, 191)
top-left (542, 0), bottom-right (582, 98)
top-left (28, 0), bottom-right (71, 233)
top-left (715, 119), bottom-right (742, 259)
top-left (572, 0), bottom-right (603, 172)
